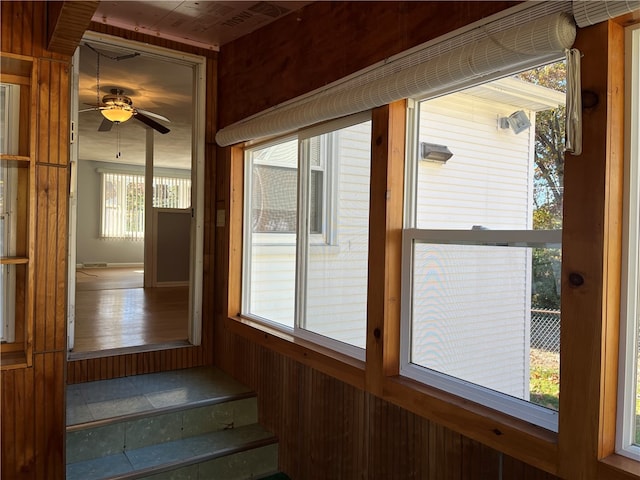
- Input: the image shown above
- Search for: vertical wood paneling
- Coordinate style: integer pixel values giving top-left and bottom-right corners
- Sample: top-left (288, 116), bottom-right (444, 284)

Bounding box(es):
top-left (221, 335), bottom-right (558, 479)
top-left (34, 164), bottom-right (69, 353)
top-left (218, 1), bottom-right (518, 127)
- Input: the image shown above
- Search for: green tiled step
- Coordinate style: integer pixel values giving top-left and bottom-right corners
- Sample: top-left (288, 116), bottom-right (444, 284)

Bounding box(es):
top-left (66, 367), bottom-right (279, 480)
top-left (67, 424), bottom-right (278, 480)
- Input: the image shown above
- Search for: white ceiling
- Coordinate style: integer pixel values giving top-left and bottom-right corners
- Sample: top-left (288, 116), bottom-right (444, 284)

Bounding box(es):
top-left (78, 40), bottom-right (195, 169)
top-left (92, 1), bottom-right (310, 50)
top-left (78, 1), bottom-right (310, 170)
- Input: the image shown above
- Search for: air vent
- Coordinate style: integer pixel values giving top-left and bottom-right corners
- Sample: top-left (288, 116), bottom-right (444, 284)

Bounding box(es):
top-left (249, 2), bottom-right (290, 18)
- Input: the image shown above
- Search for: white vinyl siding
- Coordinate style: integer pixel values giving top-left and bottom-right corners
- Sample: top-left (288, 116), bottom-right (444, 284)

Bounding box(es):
top-left (304, 122), bottom-right (371, 348)
top-left (416, 94), bottom-right (533, 230)
top-left (411, 91), bottom-right (534, 397)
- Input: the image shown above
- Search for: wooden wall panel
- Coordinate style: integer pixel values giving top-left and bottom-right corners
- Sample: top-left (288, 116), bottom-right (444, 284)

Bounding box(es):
top-left (219, 333), bottom-right (559, 480)
top-left (218, 1), bottom-right (518, 127)
top-left (213, 3), bottom-right (565, 478)
top-left (0, 1), bottom-right (65, 61)
top-left (1, 352), bottom-right (65, 479)
top-left (1, 3), bottom-right (70, 477)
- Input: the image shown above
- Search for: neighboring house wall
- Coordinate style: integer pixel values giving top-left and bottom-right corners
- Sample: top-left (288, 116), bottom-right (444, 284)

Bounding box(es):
top-left (76, 159), bottom-right (190, 266)
top-left (249, 122), bottom-right (372, 348)
top-left (412, 91), bottom-right (535, 399)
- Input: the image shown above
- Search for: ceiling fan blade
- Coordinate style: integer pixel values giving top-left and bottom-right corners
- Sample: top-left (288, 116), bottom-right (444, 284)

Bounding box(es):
top-left (133, 111), bottom-right (170, 134)
top-left (135, 108), bottom-right (170, 123)
top-left (98, 118), bottom-right (113, 132)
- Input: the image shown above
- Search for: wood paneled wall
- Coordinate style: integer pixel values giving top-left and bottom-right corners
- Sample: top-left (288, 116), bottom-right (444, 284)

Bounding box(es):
top-left (217, 334), bottom-right (558, 479)
top-left (218, 1), bottom-right (517, 127)
top-left (213, 3), bottom-right (560, 478)
top-left (1, 3), bottom-right (69, 478)
top-left (0, 3), bottom-right (217, 478)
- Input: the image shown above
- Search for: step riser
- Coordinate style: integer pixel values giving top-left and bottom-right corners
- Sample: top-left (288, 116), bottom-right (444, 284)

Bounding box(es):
top-left (67, 442), bottom-right (278, 480)
top-left (67, 397), bottom-right (258, 464)
top-left (137, 444), bottom-right (278, 480)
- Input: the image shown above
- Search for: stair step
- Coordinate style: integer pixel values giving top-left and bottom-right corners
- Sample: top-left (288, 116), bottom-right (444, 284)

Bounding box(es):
top-left (66, 424), bottom-right (278, 480)
top-left (67, 366), bottom-right (255, 427)
top-left (67, 396), bottom-right (259, 464)
top-left (66, 367), bottom-right (279, 480)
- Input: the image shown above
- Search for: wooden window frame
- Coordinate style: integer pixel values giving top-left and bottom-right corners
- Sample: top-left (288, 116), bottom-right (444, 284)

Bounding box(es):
top-left (224, 18), bottom-right (640, 480)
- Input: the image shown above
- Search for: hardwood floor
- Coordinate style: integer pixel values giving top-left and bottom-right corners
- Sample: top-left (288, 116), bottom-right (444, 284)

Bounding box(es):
top-left (73, 268), bottom-right (189, 353)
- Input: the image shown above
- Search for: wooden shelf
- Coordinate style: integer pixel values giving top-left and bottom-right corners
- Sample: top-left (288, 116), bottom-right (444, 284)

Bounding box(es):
top-left (0, 350), bottom-right (28, 370)
top-left (0, 154), bottom-right (31, 166)
top-left (0, 257), bottom-right (29, 265)
top-left (0, 53), bottom-right (33, 78)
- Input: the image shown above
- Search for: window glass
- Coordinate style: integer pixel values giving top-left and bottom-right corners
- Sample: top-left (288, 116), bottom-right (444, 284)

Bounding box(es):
top-left (301, 120), bottom-right (372, 350)
top-left (245, 139), bottom-right (298, 327)
top-left (402, 62), bottom-right (565, 429)
top-left (243, 115), bottom-right (372, 356)
top-left (100, 171), bottom-right (191, 239)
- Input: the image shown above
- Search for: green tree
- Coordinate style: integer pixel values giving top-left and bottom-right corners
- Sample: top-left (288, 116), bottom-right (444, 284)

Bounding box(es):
top-left (517, 62), bottom-right (566, 309)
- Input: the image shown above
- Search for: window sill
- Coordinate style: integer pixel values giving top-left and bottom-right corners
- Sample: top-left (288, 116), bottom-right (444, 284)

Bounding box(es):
top-left (226, 315), bottom-right (366, 390)
top-left (599, 453), bottom-right (640, 479)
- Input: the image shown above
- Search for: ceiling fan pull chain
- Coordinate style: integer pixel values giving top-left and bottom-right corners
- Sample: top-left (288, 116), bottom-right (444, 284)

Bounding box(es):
top-left (116, 123), bottom-right (122, 159)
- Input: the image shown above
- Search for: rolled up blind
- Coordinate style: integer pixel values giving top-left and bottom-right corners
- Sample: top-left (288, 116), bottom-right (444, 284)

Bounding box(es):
top-left (216, 12), bottom-right (576, 147)
top-left (573, 0), bottom-right (640, 27)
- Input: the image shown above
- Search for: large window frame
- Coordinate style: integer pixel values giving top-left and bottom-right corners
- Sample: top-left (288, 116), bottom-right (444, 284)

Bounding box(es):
top-left (242, 112), bottom-right (372, 360)
top-left (400, 65), bottom-right (566, 431)
top-left (617, 23), bottom-right (640, 461)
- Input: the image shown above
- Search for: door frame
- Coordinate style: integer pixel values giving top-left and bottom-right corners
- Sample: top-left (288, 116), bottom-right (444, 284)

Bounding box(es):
top-left (67, 32), bottom-right (206, 354)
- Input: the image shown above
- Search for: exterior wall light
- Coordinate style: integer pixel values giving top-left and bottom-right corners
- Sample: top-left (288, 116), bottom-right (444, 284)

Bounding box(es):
top-left (499, 110), bottom-right (531, 134)
top-left (420, 142), bottom-right (453, 163)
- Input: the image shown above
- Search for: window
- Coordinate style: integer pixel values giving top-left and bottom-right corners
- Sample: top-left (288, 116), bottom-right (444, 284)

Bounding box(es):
top-left (243, 113), bottom-right (372, 358)
top-left (0, 162), bottom-right (16, 343)
top-left (250, 136), bottom-right (330, 238)
top-left (100, 171), bottom-right (191, 239)
top-left (0, 83), bottom-right (20, 343)
top-left (401, 62), bottom-right (566, 430)
top-left (617, 24), bottom-right (640, 461)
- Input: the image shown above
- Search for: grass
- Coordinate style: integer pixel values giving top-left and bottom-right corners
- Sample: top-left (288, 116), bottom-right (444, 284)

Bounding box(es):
top-left (636, 372), bottom-right (640, 445)
top-left (529, 365), bottom-right (559, 411)
top-left (530, 349), bottom-right (640, 446)
top-left (529, 349), bottom-right (560, 411)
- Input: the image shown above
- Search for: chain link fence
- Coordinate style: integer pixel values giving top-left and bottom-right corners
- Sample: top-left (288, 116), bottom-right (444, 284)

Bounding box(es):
top-left (531, 308), bottom-right (561, 353)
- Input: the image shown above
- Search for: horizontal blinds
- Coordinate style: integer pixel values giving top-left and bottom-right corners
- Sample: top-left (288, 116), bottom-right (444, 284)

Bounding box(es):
top-left (573, 0), bottom-right (640, 27)
top-left (216, 10), bottom-right (576, 147)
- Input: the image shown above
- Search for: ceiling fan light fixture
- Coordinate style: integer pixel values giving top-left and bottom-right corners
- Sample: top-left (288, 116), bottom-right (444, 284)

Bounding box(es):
top-left (101, 107), bottom-right (133, 123)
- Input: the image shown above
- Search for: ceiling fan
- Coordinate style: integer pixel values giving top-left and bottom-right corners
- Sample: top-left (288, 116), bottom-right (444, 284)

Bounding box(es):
top-left (80, 88), bottom-right (171, 134)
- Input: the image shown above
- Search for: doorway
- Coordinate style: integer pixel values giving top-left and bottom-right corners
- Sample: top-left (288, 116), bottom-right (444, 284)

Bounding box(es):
top-left (68, 32), bottom-right (206, 357)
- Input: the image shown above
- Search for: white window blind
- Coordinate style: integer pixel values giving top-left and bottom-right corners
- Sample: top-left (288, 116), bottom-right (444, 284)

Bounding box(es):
top-left (216, 5), bottom-right (576, 147)
top-left (573, 0), bottom-right (640, 27)
top-left (101, 171), bottom-right (191, 240)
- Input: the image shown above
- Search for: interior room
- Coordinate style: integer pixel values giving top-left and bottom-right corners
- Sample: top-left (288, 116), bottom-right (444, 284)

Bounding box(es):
top-left (1, 1), bottom-right (639, 479)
